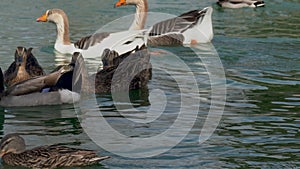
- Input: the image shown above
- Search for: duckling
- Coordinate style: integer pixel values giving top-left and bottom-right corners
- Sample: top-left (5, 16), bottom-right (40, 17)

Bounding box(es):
top-left (0, 133), bottom-right (110, 169)
top-left (217, 0), bottom-right (265, 8)
top-left (4, 47), bottom-right (44, 87)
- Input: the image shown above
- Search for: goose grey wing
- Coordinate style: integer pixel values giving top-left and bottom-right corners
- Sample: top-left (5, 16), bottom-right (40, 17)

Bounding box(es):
top-left (148, 9), bottom-right (206, 36)
top-left (74, 32), bottom-right (110, 50)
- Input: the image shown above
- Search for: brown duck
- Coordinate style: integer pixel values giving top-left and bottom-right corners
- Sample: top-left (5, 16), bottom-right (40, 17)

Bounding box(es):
top-left (0, 54), bottom-right (78, 107)
top-left (4, 46), bottom-right (44, 87)
top-left (72, 44), bottom-right (152, 94)
top-left (0, 133), bottom-right (110, 169)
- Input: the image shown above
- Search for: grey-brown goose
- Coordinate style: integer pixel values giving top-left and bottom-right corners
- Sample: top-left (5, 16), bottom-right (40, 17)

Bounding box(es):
top-left (36, 8), bottom-right (146, 60)
top-left (115, 0), bottom-right (213, 45)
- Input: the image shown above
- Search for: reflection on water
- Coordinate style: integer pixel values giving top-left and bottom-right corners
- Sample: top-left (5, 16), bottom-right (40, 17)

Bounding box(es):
top-left (0, 0), bottom-right (299, 168)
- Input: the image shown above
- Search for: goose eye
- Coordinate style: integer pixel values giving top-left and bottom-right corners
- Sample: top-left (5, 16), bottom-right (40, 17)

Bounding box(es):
top-left (47, 10), bottom-right (52, 15)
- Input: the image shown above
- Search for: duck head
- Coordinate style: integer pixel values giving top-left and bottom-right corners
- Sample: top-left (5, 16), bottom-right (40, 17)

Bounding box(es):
top-left (14, 47), bottom-right (31, 67)
top-left (0, 134), bottom-right (26, 157)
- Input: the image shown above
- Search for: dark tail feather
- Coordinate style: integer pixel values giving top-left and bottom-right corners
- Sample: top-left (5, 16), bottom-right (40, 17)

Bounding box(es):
top-left (0, 68), bottom-right (4, 93)
top-left (254, 1), bottom-right (265, 7)
top-left (91, 156), bottom-right (111, 162)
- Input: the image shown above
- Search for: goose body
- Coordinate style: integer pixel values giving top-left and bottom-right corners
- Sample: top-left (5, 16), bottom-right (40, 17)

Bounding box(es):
top-left (36, 9), bottom-right (147, 60)
top-left (217, 0), bottom-right (265, 8)
top-left (115, 0), bottom-right (213, 45)
top-left (0, 133), bottom-right (110, 169)
top-left (4, 47), bottom-right (44, 87)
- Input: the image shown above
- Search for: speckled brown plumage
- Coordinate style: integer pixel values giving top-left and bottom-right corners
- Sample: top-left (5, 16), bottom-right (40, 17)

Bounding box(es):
top-left (0, 134), bottom-right (110, 169)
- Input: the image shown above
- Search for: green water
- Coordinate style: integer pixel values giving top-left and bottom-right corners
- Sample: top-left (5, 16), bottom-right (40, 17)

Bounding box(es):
top-left (0, 0), bottom-right (299, 168)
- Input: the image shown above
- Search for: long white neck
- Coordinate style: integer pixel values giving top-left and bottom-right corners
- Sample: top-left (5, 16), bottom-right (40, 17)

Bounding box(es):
top-left (129, 1), bottom-right (148, 30)
top-left (53, 15), bottom-right (71, 45)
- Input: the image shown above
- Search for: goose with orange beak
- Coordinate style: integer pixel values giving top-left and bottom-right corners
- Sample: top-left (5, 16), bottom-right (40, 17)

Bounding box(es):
top-left (36, 8), bottom-right (147, 62)
top-left (114, 0), bottom-right (213, 45)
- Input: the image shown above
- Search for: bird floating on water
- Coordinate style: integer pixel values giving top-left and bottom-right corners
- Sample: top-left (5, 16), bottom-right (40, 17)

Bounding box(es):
top-left (0, 133), bottom-right (110, 169)
top-left (217, 0), bottom-right (265, 8)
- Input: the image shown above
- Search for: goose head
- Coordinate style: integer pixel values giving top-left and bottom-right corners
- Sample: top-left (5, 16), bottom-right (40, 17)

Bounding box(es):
top-left (36, 9), bottom-right (71, 45)
top-left (115, 0), bottom-right (146, 7)
top-left (0, 134), bottom-right (26, 157)
top-left (36, 9), bottom-right (68, 24)
top-left (115, 0), bottom-right (148, 30)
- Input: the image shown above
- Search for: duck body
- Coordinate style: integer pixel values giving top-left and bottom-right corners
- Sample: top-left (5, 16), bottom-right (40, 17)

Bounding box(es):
top-left (0, 134), bottom-right (110, 169)
top-left (4, 47), bottom-right (44, 87)
top-left (115, 0), bottom-right (213, 45)
top-left (2, 145), bottom-right (109, 169)
top-left (217, 0), bottom-right (265, 8)
top-left (73, 44), bottom-right (151, 94)
top-left (95, 45), bottom-right (151, 93)
top-left (0, 89), bottom-right (79, 107)
top-left (0, 55), bottom-right (79, 107)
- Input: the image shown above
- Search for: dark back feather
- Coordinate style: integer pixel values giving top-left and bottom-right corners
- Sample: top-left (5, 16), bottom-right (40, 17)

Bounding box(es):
top-left (0, 68), bottom-right (4, 94)
top-left (4, 62), bottom-right (17, 86)
top-left (74, 32), bottom-right (110, 50)
top-left (149, 9), bottom-right (206, 36)
top-left (95, 45), bottom-right (151, 93)
top-left (25, 48), bottom-right (45, 76)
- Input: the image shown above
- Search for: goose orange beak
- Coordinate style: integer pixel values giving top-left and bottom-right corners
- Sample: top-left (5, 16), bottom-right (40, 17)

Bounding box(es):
top-left (36, 13), bottom-right (47, 22)
top-left (115, 0), bottom-right (127, 7)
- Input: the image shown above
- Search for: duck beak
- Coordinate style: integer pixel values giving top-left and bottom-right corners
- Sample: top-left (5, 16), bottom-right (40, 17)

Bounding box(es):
top-left (16, 56), bottom-right (23, 66)
top-left (115, 0), bottom-right (126, 7)
top-left (36, 13), bottom-right (47, 22)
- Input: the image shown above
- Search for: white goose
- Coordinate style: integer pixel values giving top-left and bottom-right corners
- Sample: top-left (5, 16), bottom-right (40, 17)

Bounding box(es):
top-left (115, 0), bottom-right (213, 45)
top-left (36, 9), bottom-right (146, 58)
top-left (217, 0), bottom-right (265, 8)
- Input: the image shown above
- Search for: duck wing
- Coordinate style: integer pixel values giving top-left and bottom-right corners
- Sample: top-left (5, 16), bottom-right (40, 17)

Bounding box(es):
top-left (5, 66), bottom-right (71, 96)
top-left (0, 68), bottom-right (4, 94)
top-left (3, 62), bottom-right (17, 86)
top-left (25, 48), bottom-right (45, 76)
top-left (95, 45), bottom-right (151, 93)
